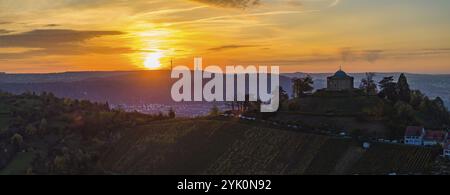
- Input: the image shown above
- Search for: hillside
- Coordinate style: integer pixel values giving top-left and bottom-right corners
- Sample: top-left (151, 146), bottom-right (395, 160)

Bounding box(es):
top-left (0, 93), bottom-right (439, 175)
top-left (99, 119), bottom-right (436, 175)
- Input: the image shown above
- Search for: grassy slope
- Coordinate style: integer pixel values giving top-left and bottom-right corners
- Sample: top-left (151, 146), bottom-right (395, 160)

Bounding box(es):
top-left (0, 152), bottom-right (34, 175)
top-left (99, 119), bottom-right (436, 175)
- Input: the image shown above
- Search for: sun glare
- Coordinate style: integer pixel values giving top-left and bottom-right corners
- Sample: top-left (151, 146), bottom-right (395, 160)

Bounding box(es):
top-left (144, 51), bottom-right (164, 70)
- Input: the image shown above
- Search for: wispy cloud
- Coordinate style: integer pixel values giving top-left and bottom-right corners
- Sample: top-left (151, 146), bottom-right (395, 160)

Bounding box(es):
top-left (340, 47), bottom-right (353, 62)
top-left (0, 29), bottom-right (129, 59)
top-left (329, 0), bottom-right (340, 7)
top-left (163, 10), bottom-right (315, 26)
top-left (287, 0), bottom-right (303, 7)
top-left (44, 24), bottom-right (61, 27)
top-left (364, 50), bottom-right (383, 63)
top-left (0, 45), bottom-right (137, 59)
top-left (0, 29), bottom-right (123, 48)
top-left (339, 48), bottom-right (384, 63)
top-left (0, 29), bottom-right (13, 34)
top-left (208, 44), bottom-right (260, 51)
top-left (238, 47), bottom-right (450, 66)
top-left (1, 0), bottom-right (449, 73)
top-left (136, 6), bottom-right (208, 18)
top-left (188, 0), bottom-right (261, 9)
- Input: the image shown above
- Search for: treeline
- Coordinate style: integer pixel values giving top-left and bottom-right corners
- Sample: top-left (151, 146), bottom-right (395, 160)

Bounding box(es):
top-left (351, 73), bottom-right (448, 127)
top-left (286, 73), bottom-right (450, 138)
top-left (0, 91), bottom-right (175, 174)
top-left (370, 74), bottom-right (450, 137)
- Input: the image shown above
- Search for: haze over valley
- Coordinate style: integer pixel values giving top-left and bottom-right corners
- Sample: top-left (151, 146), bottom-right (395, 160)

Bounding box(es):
top-left (1, 71), bottom-right (449, 116)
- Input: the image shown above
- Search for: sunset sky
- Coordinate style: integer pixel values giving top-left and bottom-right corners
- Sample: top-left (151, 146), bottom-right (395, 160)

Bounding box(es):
top-left (1, 0), bottom-right (450, 73)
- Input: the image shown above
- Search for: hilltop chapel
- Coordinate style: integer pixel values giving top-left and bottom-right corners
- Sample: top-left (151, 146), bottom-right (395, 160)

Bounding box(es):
top-left (326, 67), bottom-right (354, 91)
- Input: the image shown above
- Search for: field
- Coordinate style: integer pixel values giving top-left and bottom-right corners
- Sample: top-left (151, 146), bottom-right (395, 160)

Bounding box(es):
top-left (99, 119), bottom-right (437, 175)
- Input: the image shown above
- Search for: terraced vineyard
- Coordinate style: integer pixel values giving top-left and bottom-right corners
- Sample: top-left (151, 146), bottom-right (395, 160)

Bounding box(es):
top-left (350, 143), bottom-right (435, 174)
top-left (99, 119), bottom-right (438, 175)
top-left (304, 139), bottom-right (355, 175)
top-left (206, 128), bottom-right (329, 175)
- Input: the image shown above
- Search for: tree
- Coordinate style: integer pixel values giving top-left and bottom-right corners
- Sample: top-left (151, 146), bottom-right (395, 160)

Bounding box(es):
top-left (209, 105), bottom-right (220, 116)
top-left (292, 76), bottom-right (314, 98)
top-left (362, 101), bottom-right (388, 118)
top-left (168, 108), bottom-right (176, 118)
top-left (397, 73), bottom-right (411, 103)
top-left (378, 76), bottom-right (397, 102)
top-left (25, 124), bottom-right (38, 136)
top-left (54, 155), bottom-right (66, 170)
top-left (410, 90), bottom-right (425, 109)
top-left (226, 101), bottom-right (236, 111)
top-left (427, 97), bottom-right (450, 126)
top-left (433, 97), bottom-right (446, 111)
top-left (279, 87), bottom-right (289, 105)
top-left (157, 111), bottom-right (164, 119)
top-left (287, 101), bottom-right (300, 111)
top-left (230, 94), bottom-right (254, 113)
top-left (359, 72), bottom-right (378, 95)
top-left (418, 96), bottom-right (432, 113)
top-left (394, 101), bottom-right (415, 120)
top-left (241, 94), bottom-right (252, 112)
top-left (387, 101), bottom-right (417, 138)
top-left (247, 99), bottom-right (262, 113)
top-left (11, 133), bottom-right (24, 148)
top-left (39, 118), bottom-right (48, 131)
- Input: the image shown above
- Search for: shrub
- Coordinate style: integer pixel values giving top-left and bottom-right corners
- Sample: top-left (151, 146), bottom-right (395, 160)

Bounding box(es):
top-left (11, 133), bottom-right (24, 148)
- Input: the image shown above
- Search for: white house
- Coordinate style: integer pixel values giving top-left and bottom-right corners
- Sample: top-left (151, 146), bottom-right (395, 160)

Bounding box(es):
top-left (423, 130), bottom-right (448, 146)
top-left (404, 126), bottom-right (425, 146)
top-left (444, 143), bottom-right (450, 158)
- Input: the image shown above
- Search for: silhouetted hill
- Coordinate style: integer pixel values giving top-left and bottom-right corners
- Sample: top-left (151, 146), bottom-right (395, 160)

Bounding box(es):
top-left (0, 71), bottom-right (173, 104)
top-left (0, 70), bottom-right (292, 105)
top-left (1, 71), bottom-right (449, 108)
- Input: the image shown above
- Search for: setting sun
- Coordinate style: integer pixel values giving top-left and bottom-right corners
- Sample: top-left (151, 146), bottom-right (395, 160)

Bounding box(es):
top-left (144, 52), bottom-right (164, 70)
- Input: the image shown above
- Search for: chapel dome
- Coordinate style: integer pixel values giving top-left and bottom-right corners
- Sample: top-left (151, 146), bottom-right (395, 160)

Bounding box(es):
top-left (333, 70), bottom-right (349, 78)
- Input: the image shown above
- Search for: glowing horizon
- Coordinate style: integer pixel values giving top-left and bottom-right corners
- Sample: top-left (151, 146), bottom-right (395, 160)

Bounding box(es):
top-left (1, 0), bottom-right (450, 74)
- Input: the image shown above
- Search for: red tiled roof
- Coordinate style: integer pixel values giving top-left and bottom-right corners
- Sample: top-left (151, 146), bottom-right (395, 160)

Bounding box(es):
top-left (423, 130), bottom-right (447, 142)
top-left (405, 126), bottom-right (424, 137)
